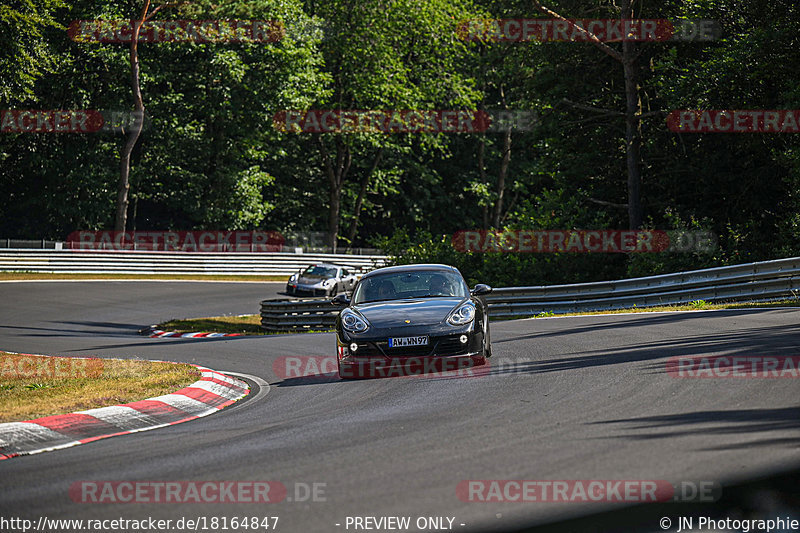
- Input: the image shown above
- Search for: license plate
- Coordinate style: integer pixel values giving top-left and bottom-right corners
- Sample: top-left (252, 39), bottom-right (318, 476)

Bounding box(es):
top-left (388, 336), bottom-right (429, 348)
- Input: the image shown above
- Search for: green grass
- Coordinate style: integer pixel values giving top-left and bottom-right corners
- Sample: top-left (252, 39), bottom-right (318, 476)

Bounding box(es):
top-left (0, 353), bottom-right (201, 423)
top-left (520, 298), bottom-right (800, 319)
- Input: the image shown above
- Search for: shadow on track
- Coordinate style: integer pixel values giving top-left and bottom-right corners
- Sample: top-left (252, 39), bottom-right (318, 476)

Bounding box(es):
top-left (486, 320), bottom-right (800, 376)
top-left (589, 406), bottom-right (800, 451)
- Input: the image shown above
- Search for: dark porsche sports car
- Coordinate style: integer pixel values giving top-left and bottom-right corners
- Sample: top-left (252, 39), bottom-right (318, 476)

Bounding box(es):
top-left (332, 264), bottom-right (492, 378)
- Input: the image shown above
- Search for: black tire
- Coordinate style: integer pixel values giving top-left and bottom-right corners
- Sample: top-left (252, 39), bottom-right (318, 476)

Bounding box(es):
top-left (329, 284), bottom-right (338, 297)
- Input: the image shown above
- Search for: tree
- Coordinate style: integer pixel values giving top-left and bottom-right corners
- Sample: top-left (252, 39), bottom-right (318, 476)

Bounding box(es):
top-left (0, 0), bottom-right (64, 105)
top-left (306, 0), bottom-right (484, 251)
top-left (532, 0), bottom-right (645, 229)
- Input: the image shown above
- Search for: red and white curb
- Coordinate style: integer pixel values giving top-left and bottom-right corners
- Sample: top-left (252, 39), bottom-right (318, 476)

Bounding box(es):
top-left (0, 365), bottom-right (249, 460)
top-left (140, 325), bottom-right (243, 339)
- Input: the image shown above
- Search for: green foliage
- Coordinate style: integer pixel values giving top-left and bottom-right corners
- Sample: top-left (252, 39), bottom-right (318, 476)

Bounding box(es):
top-left (1, 0), bottom-right (799, 287)
top-left (0, 0), bottom-right (65, 104)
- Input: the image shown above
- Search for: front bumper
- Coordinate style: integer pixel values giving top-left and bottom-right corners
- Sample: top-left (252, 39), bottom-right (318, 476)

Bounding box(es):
top-left (286, 283), bottom-right (330, 297)
top-left (336, 329), bottom-right (486, 378)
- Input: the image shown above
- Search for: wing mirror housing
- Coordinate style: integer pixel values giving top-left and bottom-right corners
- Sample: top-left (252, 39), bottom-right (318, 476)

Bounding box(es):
top-left (471, 284), bottom-right (492, 296)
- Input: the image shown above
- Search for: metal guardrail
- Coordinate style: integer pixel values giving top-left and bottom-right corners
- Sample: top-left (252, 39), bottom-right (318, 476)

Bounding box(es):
top-left (0, 240), bottom-right (62, 249)
top-left (486, 256), bottom-right (800, 318)
top-left (259, 257), bottom-right (800, 331)
top-left (0, 250), bottom-right (386, 276)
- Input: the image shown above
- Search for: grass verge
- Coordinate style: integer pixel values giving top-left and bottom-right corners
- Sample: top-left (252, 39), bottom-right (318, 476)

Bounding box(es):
top-left (158, 315), bottom-right (330, 335)
top-left (0, 272), bottom-right (286, 281)
top-left (521, 298), bottom-right (800, 319)
top-left (0, 353), bottom-right (200, 423)
top-left (160, 315), bottom-right (266, 335)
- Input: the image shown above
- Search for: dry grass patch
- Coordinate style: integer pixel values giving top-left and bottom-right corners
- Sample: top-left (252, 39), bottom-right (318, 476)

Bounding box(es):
top-left (160, 315), bottom-right (264, 334)
top-left (0, 353), bottom-right (200, 423)
top-left (158, 315), bottom-right (330, 335)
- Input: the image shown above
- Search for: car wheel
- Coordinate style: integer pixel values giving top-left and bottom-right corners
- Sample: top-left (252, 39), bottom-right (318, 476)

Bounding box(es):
top-left (329, 284), bottom-right (338, 297)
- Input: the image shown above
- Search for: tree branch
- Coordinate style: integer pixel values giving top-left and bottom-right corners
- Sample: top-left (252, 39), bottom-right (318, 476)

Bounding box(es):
top-left (531, 1), bottom-right (624, 63)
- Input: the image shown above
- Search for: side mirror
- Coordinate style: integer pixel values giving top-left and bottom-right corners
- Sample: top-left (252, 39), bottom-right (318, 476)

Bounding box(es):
top-left (331, 294), bottom-right (350, 306)
top-left (471, 284), bottom-right (492, 296)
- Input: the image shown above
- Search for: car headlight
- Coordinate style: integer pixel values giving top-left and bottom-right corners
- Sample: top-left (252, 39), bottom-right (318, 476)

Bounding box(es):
top-left (323, 279), bottom-right (335, 287)
top-left (448, 302), bottom-right (476, 325)
top-left (289, 274), bottom-right (297, 282)
top-left (341, 309), bottom-right (369, 333)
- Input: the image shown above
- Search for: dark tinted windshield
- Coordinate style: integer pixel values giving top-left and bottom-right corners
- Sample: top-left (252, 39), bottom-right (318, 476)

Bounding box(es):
top-left (353, 270), bottom-right (468, 303)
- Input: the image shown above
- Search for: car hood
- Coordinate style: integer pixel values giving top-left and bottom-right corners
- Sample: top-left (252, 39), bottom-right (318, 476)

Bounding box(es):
top-left (296, 276), bottom-right (328, 285)
top-left (353, 297), bottom-right (466, 326)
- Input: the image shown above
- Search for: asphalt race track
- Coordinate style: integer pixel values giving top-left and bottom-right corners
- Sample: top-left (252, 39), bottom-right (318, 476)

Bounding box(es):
top-left (0, 281), bottom-right (799, 532)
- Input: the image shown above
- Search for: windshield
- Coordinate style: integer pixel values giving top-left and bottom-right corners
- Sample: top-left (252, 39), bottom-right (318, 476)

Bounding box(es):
top-left (352, 270), bottom-right (468, 304)
top-left (302, 265), bottom-right (337, 278)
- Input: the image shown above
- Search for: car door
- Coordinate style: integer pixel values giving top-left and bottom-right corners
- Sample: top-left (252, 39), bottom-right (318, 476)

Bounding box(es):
top-left (341, 268), bottom-right (355, 291)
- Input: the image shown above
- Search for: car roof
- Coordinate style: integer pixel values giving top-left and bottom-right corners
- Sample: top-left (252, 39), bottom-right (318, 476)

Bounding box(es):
top-left (306, 263), bottom-right (341, 268)
top-left (361, 263), bottom-right (460, 279)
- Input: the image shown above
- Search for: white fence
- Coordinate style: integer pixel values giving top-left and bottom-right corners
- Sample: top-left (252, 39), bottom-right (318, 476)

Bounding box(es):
top-left (0, 250), bottom-right (387, 276)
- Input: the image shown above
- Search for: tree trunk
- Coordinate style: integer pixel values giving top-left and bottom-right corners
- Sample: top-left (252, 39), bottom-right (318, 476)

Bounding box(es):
top-left (533, 0), bottom-right (644, 230)
top-left (116, 1), bottom-right (150, 232)
top-left (346, 147), bottom-right (383, 245)
top-left (621, 1), bottom-right (643, 229)
top-left (478, 138), bottom-right (488, 229)
top-left (492, 127), bottom-right (511, 228)
top-left (318, 136), bottom-right (351, 252)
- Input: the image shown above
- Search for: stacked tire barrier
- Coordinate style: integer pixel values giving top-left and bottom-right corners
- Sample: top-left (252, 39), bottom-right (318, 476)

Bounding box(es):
top-left (260, 299), bottom-right (346, 332)
top-left (260, 257), bottom-right (800, 331)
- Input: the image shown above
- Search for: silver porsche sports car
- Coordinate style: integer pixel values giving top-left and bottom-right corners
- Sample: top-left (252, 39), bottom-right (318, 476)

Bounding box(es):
top-left (285, 263), bottom-right (359, 297)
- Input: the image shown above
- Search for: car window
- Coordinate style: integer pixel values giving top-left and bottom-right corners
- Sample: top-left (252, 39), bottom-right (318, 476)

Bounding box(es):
top-left (302, 266), bottom-right (338, 278)
top-left (353, 270), bottom-right (468, 303)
